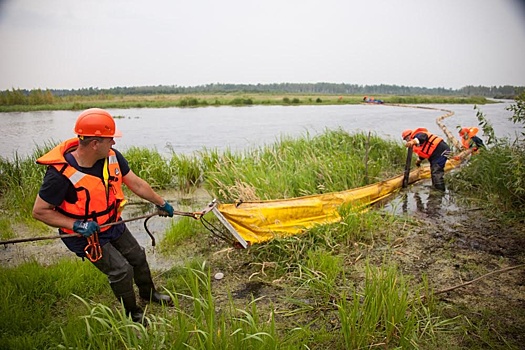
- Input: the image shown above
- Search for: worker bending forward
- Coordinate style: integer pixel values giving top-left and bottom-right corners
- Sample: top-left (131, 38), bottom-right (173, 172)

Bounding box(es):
top-left (402, 128), bottom-right (451, 191)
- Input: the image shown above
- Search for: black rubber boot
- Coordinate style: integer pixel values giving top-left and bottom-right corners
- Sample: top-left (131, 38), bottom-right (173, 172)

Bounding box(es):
top-left (144, 290), bottom-right (173, 306)
top-left (430, 163), bottom-right (446, 191)
top-left (120, 292), bottom-right (146, 325)
top-left (136, 278), bottom-right (173, 306)
top-left (132, 258), bottom-right (173, 306)
top-left (110, 274), bottom-right (146, 325)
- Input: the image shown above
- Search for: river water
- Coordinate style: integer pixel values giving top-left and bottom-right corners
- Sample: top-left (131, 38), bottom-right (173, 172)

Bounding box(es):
top-left (1, 101), bottom-right (520, 160)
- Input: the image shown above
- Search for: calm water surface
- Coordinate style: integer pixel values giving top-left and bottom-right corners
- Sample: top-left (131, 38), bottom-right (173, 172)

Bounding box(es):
top-left (1, 102), bottom-right (519, 160)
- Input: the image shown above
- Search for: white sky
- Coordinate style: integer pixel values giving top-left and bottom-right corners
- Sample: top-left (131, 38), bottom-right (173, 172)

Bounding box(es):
top-left (1, 0), bottom-right (524, 91)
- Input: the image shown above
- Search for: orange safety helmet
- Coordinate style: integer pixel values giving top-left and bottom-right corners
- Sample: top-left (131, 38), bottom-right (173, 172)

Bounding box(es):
top-left (74, 108), bottom-right (122, 138)
top-left (401, 129), bottom-right (413, 140)
top-left (459, 127), bottom-right (478, 138)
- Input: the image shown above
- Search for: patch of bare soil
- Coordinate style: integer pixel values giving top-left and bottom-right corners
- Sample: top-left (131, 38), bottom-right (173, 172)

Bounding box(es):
top-left (394, 200), bottom-right (525, 348)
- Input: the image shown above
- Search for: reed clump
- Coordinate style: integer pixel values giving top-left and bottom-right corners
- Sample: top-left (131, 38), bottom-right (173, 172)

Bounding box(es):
top-left (203, 129), bottom-right (407, 202)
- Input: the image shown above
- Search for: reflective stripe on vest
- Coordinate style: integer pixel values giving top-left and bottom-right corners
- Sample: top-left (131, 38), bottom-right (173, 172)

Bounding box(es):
top-left (412, 132), bottom-right (443, 159)
top-left (68, 170), bottom-right (86, 186)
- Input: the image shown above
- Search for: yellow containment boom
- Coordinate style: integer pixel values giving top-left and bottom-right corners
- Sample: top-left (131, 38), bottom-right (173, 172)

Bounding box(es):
top-left (214, 104), bottom-right (470, 247)
top-left (216, 159), bottom-right (461, 246)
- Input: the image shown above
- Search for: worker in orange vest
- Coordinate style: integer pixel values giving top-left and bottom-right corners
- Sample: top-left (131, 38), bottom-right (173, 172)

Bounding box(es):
top-left (33, 108), bottom-right (175, 325)
top-left (459, 127), bottom-right (485, 154)
top-left (402, 128), bottom-right (451, 191)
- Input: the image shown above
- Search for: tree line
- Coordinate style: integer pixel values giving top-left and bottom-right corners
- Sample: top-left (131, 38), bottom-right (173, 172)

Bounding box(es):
top-left (1, 83), bottom-right (522, 106)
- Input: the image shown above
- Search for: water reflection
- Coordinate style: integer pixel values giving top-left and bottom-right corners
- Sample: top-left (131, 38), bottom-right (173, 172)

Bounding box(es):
top-left (408, 190), bottom-right (445, 218)
top-left (384, 183), bottom-right (458, 218)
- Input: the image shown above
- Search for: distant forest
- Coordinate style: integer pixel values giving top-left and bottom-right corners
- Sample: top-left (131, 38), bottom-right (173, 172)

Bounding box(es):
top-left (47, 83), bottom-right (523, 98)
top-left (1, 83), bottom-right (523, 105)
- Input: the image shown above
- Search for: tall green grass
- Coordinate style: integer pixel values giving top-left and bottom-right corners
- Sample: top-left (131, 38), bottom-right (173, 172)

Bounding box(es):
top-left (204, 129), bottom-right (407, 202)
top-left (1, 256), bottom-right (455, 349)
top-left (168, 152), bottom-right (204, 193)
top-left (123, 146), bottom-right (174, 189)
top-left (0, 259), bottom-right (109, 350)
top-left (0, 261), bottom-right (283, 349)
top-left (159, 216), bottom-right (205, 252)
top-left (0, 143), bottom-right (55, 226)
top-left (338, 263), bottom-right (418, 348)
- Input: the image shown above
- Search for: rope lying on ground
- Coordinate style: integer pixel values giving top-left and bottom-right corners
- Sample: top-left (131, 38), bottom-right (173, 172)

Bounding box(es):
top-left (420, 264), bottom-right (525, 300)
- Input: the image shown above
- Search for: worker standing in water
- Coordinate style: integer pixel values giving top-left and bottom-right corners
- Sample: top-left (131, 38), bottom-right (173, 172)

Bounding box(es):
top-left (402, 128), bottom-right (451, 191)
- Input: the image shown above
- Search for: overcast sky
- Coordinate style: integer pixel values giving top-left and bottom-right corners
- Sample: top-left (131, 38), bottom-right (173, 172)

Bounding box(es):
top-left (1, 0), bottom-right (524, 91)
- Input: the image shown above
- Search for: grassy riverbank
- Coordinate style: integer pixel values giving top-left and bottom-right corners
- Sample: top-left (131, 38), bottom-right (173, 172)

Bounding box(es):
top-left (1, 98), bottom-right (524, 349)
top-left (0, 93), bottom-right (492, 112)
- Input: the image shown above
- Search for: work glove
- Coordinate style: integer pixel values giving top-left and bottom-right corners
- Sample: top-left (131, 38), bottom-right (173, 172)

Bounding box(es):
top-left (157, 200), bottom-right (174, 217)
top-left (73, 220), bottom-right (100, 237)
top-left (415, 159), bottom-right (422, 167)
top-left (405, 140), bottom-right (417, 148)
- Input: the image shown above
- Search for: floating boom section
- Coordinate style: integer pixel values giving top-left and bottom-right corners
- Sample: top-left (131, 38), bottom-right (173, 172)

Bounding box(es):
top-left (217, 160), bottom-right (460, 245)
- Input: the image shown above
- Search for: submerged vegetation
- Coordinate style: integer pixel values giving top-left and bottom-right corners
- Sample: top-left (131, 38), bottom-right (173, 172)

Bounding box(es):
top-left (0, 94), bottom-right (524, 348)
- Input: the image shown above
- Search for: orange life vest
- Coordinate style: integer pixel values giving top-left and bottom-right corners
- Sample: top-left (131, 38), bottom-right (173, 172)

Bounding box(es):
top-left (460, 127), bottom-right (479, 150)
top-left (409, 129), bottom-right (443, 159)
top-left (37, 138), bottom-right (125, 234)
top-left (461, 137), bottom-right (476, 150)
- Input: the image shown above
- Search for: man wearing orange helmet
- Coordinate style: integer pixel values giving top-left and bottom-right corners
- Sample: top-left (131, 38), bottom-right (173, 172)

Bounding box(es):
top-left (32, 108), bottom-right (175, 324)
top-left (402, 128), bottom-right (451, 191)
